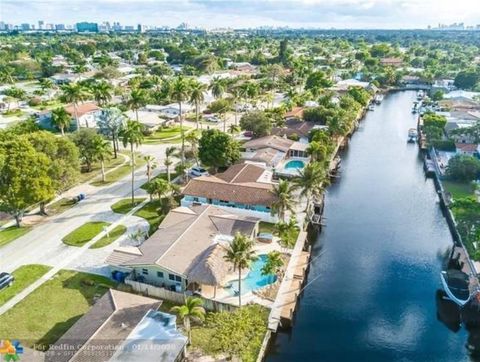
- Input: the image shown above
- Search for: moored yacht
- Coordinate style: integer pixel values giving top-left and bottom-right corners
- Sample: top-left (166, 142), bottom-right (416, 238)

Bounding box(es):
top-left (407, 128), bottom-right (418, 142)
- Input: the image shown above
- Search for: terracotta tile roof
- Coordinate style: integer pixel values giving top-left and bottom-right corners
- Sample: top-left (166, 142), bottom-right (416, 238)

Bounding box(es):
top-left (216, 163), bottom-right (265, 183)
top-left (456, 143), bottom-right (478, 153)
top-left (243, 135), bottom-right (295, 153)
top-left (285, 107), bottom-right (304, 119)
top-left (64, 102), bottom-right (99, 118)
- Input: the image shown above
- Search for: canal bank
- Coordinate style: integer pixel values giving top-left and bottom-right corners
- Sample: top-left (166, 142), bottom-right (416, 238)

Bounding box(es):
top-left (266, 90), bottom-right (472, 361)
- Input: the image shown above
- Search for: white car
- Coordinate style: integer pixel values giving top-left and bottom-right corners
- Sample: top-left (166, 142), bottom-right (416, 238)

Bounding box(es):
top-left (204, 115), bottom-right (221, 123)
top-left (189, 166), bottom-right (209, 177)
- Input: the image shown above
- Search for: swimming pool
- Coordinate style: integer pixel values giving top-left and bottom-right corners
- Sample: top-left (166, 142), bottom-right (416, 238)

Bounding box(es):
top-left (225, 254), bottom-right (276, 296)
top-left (284, 160), bottom-right (305, 170)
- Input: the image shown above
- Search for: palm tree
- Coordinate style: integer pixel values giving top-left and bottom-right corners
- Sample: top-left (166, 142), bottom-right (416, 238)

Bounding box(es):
top-left (306, 141), bottom-right (328, 163)
top-left (145, 177), bottom-right (170, 201)
top-left (189, 80), bottom-right (206, 129)
top-left (228, 124), bottom-right (240, 135)
top-left (119, 120), bottom-right (144, 205)
top-left (271, 180), bottom-right (297, 221)
top-left (170, 297), bottom-right (205, 345)
top-left (127, 88), bottom-right (147, 122)
top-left (164, 146), bottom-right (178, 182)
top-left (170, 76), bottom-right (190, 165)
top-left (143, 155), bottom-right (157, 183)
top-left (0, 66), bottom-right (15, 84)
top-left (275, 218), bottom-right (300, 249)
top-left (97, 107), bottom-right (125, 158)
top-left (60, 83), bottom-right (89, 131)
top-left (261, 251), bottom-right (284, 283)
top-left (92, 137), bottom-right (112, 183)
top-left (209, 77), bottom-right (225, 99)
top-left (92, 81), bottom-right (113, 106)
top-left (38, 78), bottom-right (54, 93)
top-left (223, 233), bottom-right (258, 307)
top-left (185, 132), bottom-right (199, 164)
top-left (293, 162), bottom-right (328, 220)
top-left (51, 107), bottom-right (71, 136)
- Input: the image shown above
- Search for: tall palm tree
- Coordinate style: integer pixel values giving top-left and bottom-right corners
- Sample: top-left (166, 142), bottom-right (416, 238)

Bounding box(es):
top-left (97, 107), bottom-right (125, 159)
top-left (170, 297), bottom-right (205, 345)
top-left (223, 233), bottom-right (258, 307)
top-left (38, 78), bottom-right (54, 93)
top-left (92, 137), bottom-right (112, 183)
top-left (145, 177), bottom-right (170, 201)
top-left (306, 141), bottom-right (328, 163)
top-left (293, 162), bottom-right (328, 220)
top-left (143, 155), bottom-right (157, 183)
top-left (189, 80), bottom-right (206, 130)
top-left (185, 132), bottom-right (199, 165)
top-left (275, 218), bottom-right (299, 249)
top-left (92, 81), bottom-right (113, 106)
top-left (60, 83), bottom-right (89, 131)
top-left (209, 76), bottom-right (225, 100)
top-left (51, 107), bottom-right (71, 136)
top-left (271, 180), bottom-right (297, 221)
top-left (164, 146), bottom-right (178, 182)
top-left (170, 76), bottom-right (190, 165)
top-left (127, 88), bottom-right (147, 122)
top-left (119, 120), bottom-right (144, 205)
top-left (0, 66), bottom-right (15, 84)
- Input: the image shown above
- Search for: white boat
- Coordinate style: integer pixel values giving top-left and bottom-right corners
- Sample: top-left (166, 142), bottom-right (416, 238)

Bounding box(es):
top-left (440, 270), bottom-right (471, 306)
top-left (368, 104), bottom-right (375, 111)
top-left (407, 128), bottom-right (418, 142)
top-left (417, 90), bottom-right (424, 100)
top-left (374, 94), bottom-right (384, 104)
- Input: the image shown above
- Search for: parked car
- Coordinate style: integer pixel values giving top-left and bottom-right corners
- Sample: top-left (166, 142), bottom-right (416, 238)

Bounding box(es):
top-left (189, 166), bottom-right (209, 178)
top-left (0, 272), bottom-right (14, 290)
top-left (204, 114), bottom-right (220, 123)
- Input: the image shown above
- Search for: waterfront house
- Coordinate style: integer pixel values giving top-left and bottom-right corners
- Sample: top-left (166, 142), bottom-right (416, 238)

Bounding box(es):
top-left (271, 118), bottom-right (315, 142)
top-left (107, 205), bottom-right (259, 295)
top-left (181, 163), bottom-right (278, 221)
top-left (455, 143), bottom-right (480, 157)
top-left (242, 135), bottom-right (309, 176)
top-left (45, 289), bottom-right (187, 362)
top-left (380, 57), bottom-right (403, 67)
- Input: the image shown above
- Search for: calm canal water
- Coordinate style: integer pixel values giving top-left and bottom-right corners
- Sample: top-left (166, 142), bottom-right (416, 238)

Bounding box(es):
top-left (267, 91), bottom-right (473, 362)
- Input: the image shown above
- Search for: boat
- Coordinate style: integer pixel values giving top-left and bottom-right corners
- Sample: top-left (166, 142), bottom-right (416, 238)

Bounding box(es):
top-left (417, 90), bottom-right (424, 100)
top-left (407, 128), bottom-right (418, 143)
top-left (374, 94), bottom-right (384, 104)
top-left (368, 104), bottom-right (375, 111)
top-left (440, 270), bottom-right (471, 306)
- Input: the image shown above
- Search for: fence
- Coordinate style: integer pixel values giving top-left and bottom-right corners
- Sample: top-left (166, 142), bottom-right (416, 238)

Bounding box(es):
top-left (125, 279), bottom-right (237, 312)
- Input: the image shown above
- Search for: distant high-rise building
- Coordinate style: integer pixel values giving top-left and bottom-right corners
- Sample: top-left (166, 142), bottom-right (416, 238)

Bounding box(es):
top-left (21, 23), bottom-right (30, 31)
top-left (124, 25), bottom-right (134, 31)
top-left (113, 22), bottom-right (122, 31)
top-left (137, 24), bottom-right (146, 33)
top-left (38, 20), bottom-right (44, 29)
top-left (76, 22), bottom-right (99, 33)
top-left (177, 22), bottom-right (188, 30)
top-left (0, 22), bottom-right (6, 31)
top-left (55, 24), bottom-right (66, 31)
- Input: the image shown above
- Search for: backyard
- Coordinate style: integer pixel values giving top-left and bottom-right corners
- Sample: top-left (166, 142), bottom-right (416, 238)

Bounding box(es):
top-left (443, 180), bottom-right (475, 200)
top-left (0, 270), bottom-right (116, 350)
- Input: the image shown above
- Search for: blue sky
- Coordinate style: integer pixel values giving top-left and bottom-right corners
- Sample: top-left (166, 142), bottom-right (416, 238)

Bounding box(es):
top-left (1, 0), bottom-right (479, 29)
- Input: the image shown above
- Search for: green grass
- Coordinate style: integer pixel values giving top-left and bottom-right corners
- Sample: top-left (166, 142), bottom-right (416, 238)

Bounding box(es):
top-left (140, 172), bottom-right (177, 190)
top-left (111, 198), bottom-right (146, 214)
top-left (143, 126), bottom-right (192, 144)
top-left (134, 200), bottom-right (164, 235)
top-left (0, 226), bottom-right (31, 248)
top-left (443, 180), bottom-right (475, 200)
top-left (90, 153), bottom-right (146, 186)
top-left (2, 109), bottom-right (23, 117)
top-left (0, 270), bottom-right (116, 350)
top-left (77, 155), bottom-right (125, 184)
top-left (46, 198), bottom-right (76, 216)
top-left (259, 222), bottom-right (276, 235)
top-left (89, 225), bottom-right (127, 249)
top-left (62, 221), bottom-right (110, 247)
top-left (0, 264), bottom-right (52, 307)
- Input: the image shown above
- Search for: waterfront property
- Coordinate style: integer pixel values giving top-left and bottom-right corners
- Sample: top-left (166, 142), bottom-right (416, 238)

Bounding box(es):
top-left (45, 289), bottom-right (187, 362)
top-left (242, 135), bottom-right (309, 176)
top-left (107, 204), bottom-right (261, 295)
top-left (181, 163), bottom-right (278, 221)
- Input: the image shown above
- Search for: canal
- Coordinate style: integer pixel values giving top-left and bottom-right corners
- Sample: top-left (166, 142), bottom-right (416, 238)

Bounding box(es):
top-left (267, 90), bottom-right (472, 361)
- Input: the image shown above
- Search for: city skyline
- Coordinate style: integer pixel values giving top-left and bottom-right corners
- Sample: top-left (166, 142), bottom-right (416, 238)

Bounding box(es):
top-left (2, 0), bottom-right (480, 30)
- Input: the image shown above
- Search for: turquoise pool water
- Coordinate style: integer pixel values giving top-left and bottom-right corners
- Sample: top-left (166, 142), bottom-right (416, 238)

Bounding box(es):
top-left (284, 160), bottom-right (305, 169)
top-left (226, 254), bottom-right (276, 296)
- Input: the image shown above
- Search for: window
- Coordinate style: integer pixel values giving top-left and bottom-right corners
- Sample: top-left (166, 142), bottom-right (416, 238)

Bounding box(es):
top-left (142, 269), bottom-right (148, 275)
top-left (175, 276), bottom-right (182, 282)
top-left (157, 271), bottom-right (164, 278)
top-left (193, 197), bottom-right (199, 202)
top-left (168, 274), bottom-right (175, 281)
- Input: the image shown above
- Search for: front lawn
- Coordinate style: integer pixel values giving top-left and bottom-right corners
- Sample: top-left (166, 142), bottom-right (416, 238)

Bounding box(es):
top-left (0, 264), bottom-right (51, 307)
top-left (143, 126), bottom-right (191, 145)
top-left (190, 304), bottom-right (269, 362)
top-left (134, 200), bottom-right (164, 235)
top-left (89, 225), bottom-right (127, 249)
top-left (0, 226), bottom-right (31, 248)
top-left (90, 153), bottom-right (146, 186)
top-left (111, 198), bottom-right (146, 214)
top-left (77, 155), bottom-right (125, 184)
top-left (62, 221), bottom-right (110, 247)
top-left (0, 270), bottom-right (116, 350)
top-left (443, 180), bottom-right (475, 200)
top-left (46, 198), bottom-right (76, 216)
